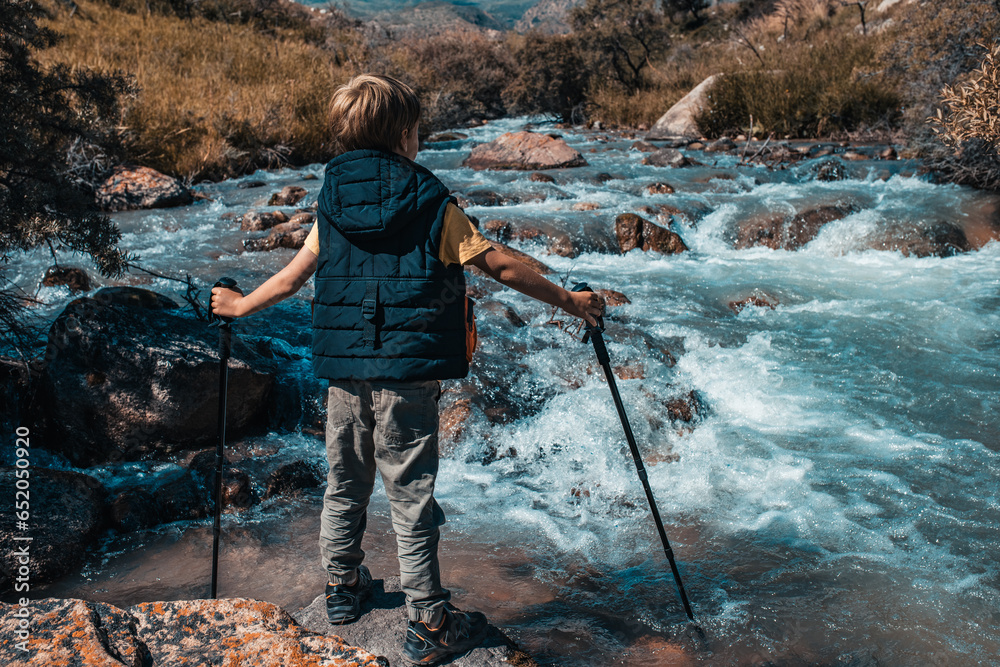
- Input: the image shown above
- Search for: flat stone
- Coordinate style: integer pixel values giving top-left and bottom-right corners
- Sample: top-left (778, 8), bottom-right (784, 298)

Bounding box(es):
top-left (96, 165), bottom-right (193, 212)
top-left (293, 576), bottom-right (533, 667)
top-left (463, 131), bottom-right (587, 171)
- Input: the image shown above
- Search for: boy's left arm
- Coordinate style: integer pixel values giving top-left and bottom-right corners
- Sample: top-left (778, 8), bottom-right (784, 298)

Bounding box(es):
top-left (211, 245), bottom-right (318, 318)
top-left (466, 247), bottom-right (603, 325)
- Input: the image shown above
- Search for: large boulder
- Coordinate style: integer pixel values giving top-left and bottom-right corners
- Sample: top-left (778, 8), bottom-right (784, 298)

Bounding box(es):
top-left (614, 213), bottom-right (688, 255)
top-left (869, 222), bottom-right (972, 257)
top-left (38, 287), bottom-right (275, 466)
top-left (0, 467), bottom-right (108, 593)
top-left (735, 205), bottom-right (856, 250)
top-left (463, 131), bottom-right (587, 171)
top-left (647, 74), bottom-right (721, 140)
top-left (0, 597), bottom-right (388, 666)
top-left (95, 165), bottom-right (193, 212)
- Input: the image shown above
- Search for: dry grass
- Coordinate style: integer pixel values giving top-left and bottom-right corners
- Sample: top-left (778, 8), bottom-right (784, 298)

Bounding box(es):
top-left (37, 0), bottom-right (363, 180)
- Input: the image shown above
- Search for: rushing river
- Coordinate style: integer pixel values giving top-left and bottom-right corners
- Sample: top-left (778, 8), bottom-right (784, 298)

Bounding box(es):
top-left (11, 118), bottom-right (1000, 665)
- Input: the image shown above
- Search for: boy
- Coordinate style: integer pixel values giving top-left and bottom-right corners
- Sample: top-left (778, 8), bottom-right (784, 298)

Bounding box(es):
top-left (211, 74), bottom-right (602, 665)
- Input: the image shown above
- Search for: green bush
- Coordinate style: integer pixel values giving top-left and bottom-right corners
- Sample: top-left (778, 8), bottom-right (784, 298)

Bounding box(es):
top-left (503, 33), bottom-right (591, 123)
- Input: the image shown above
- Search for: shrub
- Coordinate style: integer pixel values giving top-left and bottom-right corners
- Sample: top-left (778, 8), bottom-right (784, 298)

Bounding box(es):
top-left (927, 42), bottom-right (1000, 191)
top-left (696, 35), bottom-right (900, 138)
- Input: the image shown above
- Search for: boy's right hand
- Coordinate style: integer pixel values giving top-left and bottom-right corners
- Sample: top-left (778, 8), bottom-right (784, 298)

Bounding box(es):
top-left (210, 286), bottom-right (245, 319)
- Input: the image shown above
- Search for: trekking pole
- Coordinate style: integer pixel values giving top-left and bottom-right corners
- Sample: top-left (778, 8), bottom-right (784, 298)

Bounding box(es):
top-left (208, 277), bottom-right (239, 599)
top-left (572, 282), bottom-right (696, 622)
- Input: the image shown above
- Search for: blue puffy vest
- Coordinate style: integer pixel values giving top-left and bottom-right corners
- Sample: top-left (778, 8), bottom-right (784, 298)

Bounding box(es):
top-left (312, 149), bottom-right (469, 381)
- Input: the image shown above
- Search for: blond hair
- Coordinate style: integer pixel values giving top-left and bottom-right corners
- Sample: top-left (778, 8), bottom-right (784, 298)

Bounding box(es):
top-left (329, 74), bottom-right (421, 154)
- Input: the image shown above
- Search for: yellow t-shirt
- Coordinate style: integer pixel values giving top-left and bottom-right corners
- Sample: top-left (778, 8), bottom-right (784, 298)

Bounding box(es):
top-left (303, 203), bottom-right (491, 267)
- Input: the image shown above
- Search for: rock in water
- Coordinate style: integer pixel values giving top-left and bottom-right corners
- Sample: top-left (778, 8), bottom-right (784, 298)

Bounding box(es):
top-left (647, 74), bottom-right (721, 140)
top-left (641, 148), bottom-right (691, 168)
top-left (268, 185), bottom-right (308, 206)
top-left (294, 576), bottom-right (533, 667)
top-left (38, 287), bottom-right (274, 466)
top-left (735, 204), bottom-right (856, 250)
top-left (95, 165), bottom-right (193, 211)
top-left (0, 597), bottom-right (388, 667)
top-left (41, 266), bottom-right (90, 292)
top-left (244, 222), bottom-right (308, 252)
top-left (614, 213), bottom-right (688, 254)
top-left (0, 467), bottom-right (107, 591)
top-left (239, 210), bottom-right (289, 231)
top-left (463, 131), bottom-right (587, 171)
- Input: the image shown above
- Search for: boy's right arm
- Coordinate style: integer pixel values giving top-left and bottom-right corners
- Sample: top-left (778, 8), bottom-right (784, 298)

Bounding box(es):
top-left (211, 245), bottom-right (317, 318)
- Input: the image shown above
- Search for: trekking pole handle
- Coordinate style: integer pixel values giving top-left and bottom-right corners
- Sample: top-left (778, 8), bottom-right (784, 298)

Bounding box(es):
top-left (209, 277), bottom-right (239, 326)
top-left (571, 282), bottom-right (609, 362)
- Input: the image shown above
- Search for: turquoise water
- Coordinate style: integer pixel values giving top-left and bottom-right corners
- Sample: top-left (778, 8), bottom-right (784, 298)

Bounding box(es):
top-left (12, 118), bottom-right (1000, 664)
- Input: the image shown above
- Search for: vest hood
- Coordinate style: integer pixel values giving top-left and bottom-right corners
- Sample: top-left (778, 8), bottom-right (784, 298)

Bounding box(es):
top-left (319, 149), bottom-right (445, 241)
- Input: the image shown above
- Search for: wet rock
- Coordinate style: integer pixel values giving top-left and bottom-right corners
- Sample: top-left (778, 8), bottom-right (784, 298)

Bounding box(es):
top-left (0, 597), bottom-right (387, 667)
top-left (0, 467), bottom-right (107, 591)
top-left (735, 205), bottom-right (856, 250)
top-left (440, 398), bottom-right (472, 444)
top-left (614, 213), bottom-right (688, 255)
top-left (95, 165), bottom-right (193, 212)
top-left (548, 234), bottom-right (576, 257)
top-left (706, 137), bottom-right (736, 152)
top-left (457, 190), bottom-right (527, 207)
top-left (642, 148), bottom-right (691, 168)
top-left (592, 172), bottom-right (617, 183)
top-left (647, 73), bottom-right (720, 140)
top-left (572, 202), bottom-right (601, 211)
top-left (426, 131), bottom-right (469, 143)
top-left (94, 286), bottom-right (179, 311)
top-left (631, 140), bottom-right (660, 152)
top-left (478, 301), bottom-right (528, 328)
top-left (288, 211), bottom-right (316, 226)
top-left (880, 147), bottom-right (898, 160)
top-left (244, 222), bottom-right (308, 252)
top-left (295, 576), bottom-right (525, 667)
top-left (264, 460), bottom-right (324, 499)
top-left (239, 209), bottom-right (289, 231)
top-left (841, 150), bottom-right (868, 161)
top-left (613, 364), bottom-right (645, 380)
top-left (814, 160), bottom-right (847, 182)
top-left (646, 182), bottom-right (675, 195)
top-left (482, 219), bottom-right (512, 243)
top-left (597, 288), bottom-right (631, 307)
top-left (268, 185), bottom-right (308, 206)
top-left (463, 131), bottom-right (588, 171)
top-left (687, 141), bottom-right (705, 150)
top-left (110, 488), bottom-right (164, 532)
top-left (663, 390), bottom-right (707, 425)
top-left (38, 291), bottom-right (274, 466)
top-left (729, 292), bottom-right (779, 313)
top-left (529, 171), bottom-right (556, 183)
top-left (872, 222), bottom-right (972, 258)
top-left (41, 266), bottom-right (90, 292)
top-left (238, 179), bottom-right (267, 189)
top-left (222, 469), bottom-right (256, 509)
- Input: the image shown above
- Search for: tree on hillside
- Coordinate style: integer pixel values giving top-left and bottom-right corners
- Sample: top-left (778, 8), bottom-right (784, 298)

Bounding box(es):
top-left (570, 0), bottom-right (670, 93)
top-left (663, 0), bottom-right (709, 23)
top-left (504, 33), bottom-right (591, 123)
top-left (1, 0), bottom-right (134, 350)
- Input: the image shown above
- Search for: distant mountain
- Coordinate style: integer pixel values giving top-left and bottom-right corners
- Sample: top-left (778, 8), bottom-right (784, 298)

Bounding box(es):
top-left (328, 0), bottom-right (538, 30)
top-left (513, 0), bottom-right (583, 34)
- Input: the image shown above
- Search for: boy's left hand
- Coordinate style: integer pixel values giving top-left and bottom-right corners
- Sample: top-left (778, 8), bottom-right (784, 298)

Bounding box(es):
top-left (210, 286), bottom-right (245, 319)
top-left (564, 289), bottom-right (604, 326)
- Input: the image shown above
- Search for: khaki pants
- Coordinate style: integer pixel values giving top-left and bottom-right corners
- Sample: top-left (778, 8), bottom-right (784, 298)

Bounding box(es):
top-left (319, 379), bottom-right (450, 623)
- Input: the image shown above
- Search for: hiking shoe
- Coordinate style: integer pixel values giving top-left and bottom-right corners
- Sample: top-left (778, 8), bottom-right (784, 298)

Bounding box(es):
top-left (402, 603), bottom-right (488, 665)
top-left (325, 565), bottom-right (372, 624)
